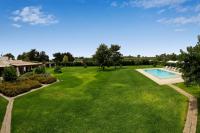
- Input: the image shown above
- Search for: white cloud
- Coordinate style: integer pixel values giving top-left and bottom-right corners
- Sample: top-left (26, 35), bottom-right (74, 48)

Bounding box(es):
top-left (175, 6), bottom-right (189, 12)
top-left (12, 23), bottom-right (22, 28)
top-left (11, 6), bottom-right (58, 26)
top-left (157, 14), bottom-right (200, 25)
top-left (115, 0), bottom-right (188, 8)
top-left (195, 4), bottom-right (200, 12)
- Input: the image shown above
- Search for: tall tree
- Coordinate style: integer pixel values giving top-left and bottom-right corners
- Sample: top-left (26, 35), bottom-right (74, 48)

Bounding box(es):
top-left (17, 49), bottom-right (49, 62)
top-left (93, 44), bottom-right (122, 70)
top-left (93, 44), bottom-right (111, 70)
top-left (110, 45), bottom-right (122, 69)
top-left (17, 52), bottom-right (30, 61)
top-left (180, 35), bottom-right (200, 86)
top-left (53, 52), bottom-right (63, 63)
top-left (38, 51), bottom-right (49, 62)
top-left (53, 52), bottom-right (74, 64)
top-left (3, 53), bottom-right (15, 60)
top-left (65, 52), bottom-right (74, 62)
top-left (28, 49), bottom-right (40, 61)
top-left (62, 55), bottom-right (69, 66)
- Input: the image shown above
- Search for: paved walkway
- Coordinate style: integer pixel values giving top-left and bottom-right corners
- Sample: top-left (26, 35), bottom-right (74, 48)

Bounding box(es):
top-left (168, 84), bottom-right (198, 133)
top-left (0, 81), bottom-right (58, 133)
top-left (0, 98), bottom-right (13, 133)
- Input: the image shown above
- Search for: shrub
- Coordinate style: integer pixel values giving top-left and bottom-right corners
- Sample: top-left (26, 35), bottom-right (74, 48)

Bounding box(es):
top-left (83, 63), bottom-right (87, 68)
top-left (152, 60), bottom-right (158, 67)
top-left (21, 72), bottom-right (34, 77)
top-left (54, 66), bottom-right (62, 73)
top-left (0, 79), bottom-right (42, 97)
top-left (34, 66), bottom-right (46, 74)
top-left (3, 67), bottom-right (17, 81)
top-left (0, 70), bottom-right (56, 97)
top-left (28, 74), bottom-right (57, 84)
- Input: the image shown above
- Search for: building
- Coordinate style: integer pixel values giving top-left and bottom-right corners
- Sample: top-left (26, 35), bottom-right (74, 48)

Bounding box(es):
top-left (0, 57), bottom-right (42, 78)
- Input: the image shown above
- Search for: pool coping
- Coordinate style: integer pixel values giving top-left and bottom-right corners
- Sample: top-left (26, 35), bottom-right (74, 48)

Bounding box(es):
top-left (136, 68), bottom-right (184, 85)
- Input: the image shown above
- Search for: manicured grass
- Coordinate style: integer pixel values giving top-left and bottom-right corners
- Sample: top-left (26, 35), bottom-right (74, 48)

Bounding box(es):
top-left (12, 66), bottom-right (187, 133)
top-left (0, 97), bottom-right (8, 128)
top-left (176, 83), bottom-right (200, 133)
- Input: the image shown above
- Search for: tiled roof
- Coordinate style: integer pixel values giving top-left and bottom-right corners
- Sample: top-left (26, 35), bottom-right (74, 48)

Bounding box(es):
top-left (0, 60), bottom-right (10, 68)
top-left (0, 57), bottom-right (42, 67)
top-left (9, 60), bottom-right (42, 66)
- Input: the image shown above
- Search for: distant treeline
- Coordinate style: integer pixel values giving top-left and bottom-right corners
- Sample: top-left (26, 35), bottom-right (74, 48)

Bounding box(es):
top-left (3, 49), bottom-right (179, 66)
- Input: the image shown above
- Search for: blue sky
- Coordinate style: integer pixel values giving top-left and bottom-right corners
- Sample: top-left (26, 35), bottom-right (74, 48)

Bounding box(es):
top-left (0, 0), bottom-right (200, 58)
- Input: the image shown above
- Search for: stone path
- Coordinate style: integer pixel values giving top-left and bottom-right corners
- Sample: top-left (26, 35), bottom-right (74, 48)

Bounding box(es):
top-left (0, 81), bottom-right (58, 133)
top-left (0, 98), bottom-right (13, 133)
top-left (168, 84), bottom-right (198, 133)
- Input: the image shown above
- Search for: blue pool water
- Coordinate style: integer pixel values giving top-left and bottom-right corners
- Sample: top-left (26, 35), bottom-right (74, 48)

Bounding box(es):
top-left (144, 69), bottom-right (178, 79)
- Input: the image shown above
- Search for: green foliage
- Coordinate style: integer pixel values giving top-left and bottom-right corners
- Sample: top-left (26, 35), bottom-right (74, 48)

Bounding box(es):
top-left (3, 67), bottom-right (17, 82)
top-left (180, 36), bottom-right (200, 86)
top-left (0, 72), bottom-right (57, 97)
top-left (156, 53), bottom-right (178, 62)
top-left (53, 52), bottom-right (74, 64)
top-left (28, 74), bottom-right (57, 84)
top-left (110, 45), bottom-right (123, 69)
top-left (93, 44), bottom-right (111, 70)
top-left (54, 66), bottom-right (62, 73)
top-left (152, 60), bottom-right (158, 67)
top-left (3, 53), bottom-right (15, 60)
top-left (17, 49), bottom-right (49, 62)
top-left (20, 72), bottom-right (34, 77)
top-left (93, 44), bottom-right (122, 70)
top-left (62, 55), bottom-right (69, 66)
top-left (0, 79), bottom-right (42, 97)
top-left (38, 51), bottom-right (49, 62)
top-left (83, 63), bottom-right (87, 68)
top-left (34, 66), bottom-right (46, 74)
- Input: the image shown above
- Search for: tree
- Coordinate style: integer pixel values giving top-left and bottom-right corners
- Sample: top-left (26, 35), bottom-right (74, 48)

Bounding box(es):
top-left (93, 44), bottom-right (111, 70)
top-left (65, 52), bottom-right (74, 62)
top-left (17, 49), bottom-right (49, 62)
top-left (17, 52), bottom-right (29, 61)
top-left (38, 51), bottom-right (49, 62)
top-left (110, 45), bottom-right (122, 69)
top-left (62, 55), bottom-right (69, 66)
top-left (3, 53), bottom-right (15, 60)
top-left (34, 66), bottom-right (46, 74)
top-left (53, 52), bottom-right (74, 65)
top-left (93, 44), bottom-right (122, 70)
top-left (3, 67), bottom-right (17, 82)
top-left (28, 49), bottom-right (40, 61)
top-left (179, 35), bottom-right (200, 86)
top-left (53, 52), bottom-right (63, 64)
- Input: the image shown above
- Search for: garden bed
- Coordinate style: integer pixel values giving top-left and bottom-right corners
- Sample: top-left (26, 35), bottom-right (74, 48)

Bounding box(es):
top-left (0, 74), bottom-right (56, 97)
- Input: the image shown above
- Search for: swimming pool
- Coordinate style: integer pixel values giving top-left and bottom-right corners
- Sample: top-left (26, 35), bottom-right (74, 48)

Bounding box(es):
top-left (144, 69), bottom-right (178, 79)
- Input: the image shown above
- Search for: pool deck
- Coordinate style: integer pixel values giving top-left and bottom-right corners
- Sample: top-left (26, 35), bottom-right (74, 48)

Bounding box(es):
top-left (136, 68), bottom-right (184, 85)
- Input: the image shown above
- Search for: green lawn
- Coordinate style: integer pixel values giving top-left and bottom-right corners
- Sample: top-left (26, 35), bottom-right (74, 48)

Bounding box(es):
top-left (0, 96), bottom-right (8, 128)
top-left (12, 66), bottom-right (187, 133)
top-left (176, 83), bottom-right (200, 133)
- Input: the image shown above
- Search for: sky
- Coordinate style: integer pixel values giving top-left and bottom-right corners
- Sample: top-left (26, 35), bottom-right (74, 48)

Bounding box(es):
top-left (0, 0), bottom-right (200, 58)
